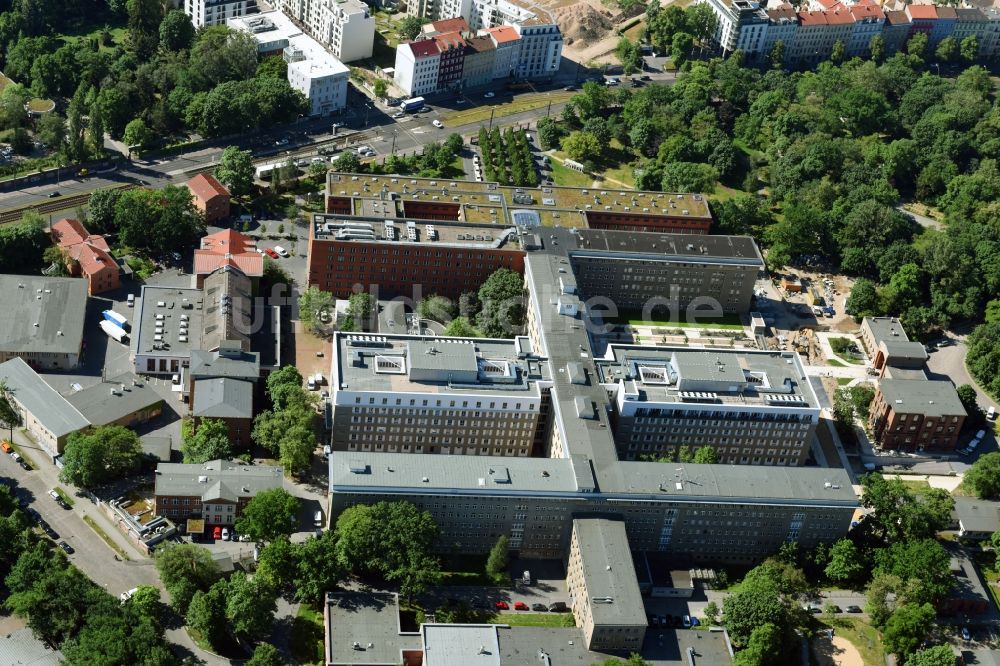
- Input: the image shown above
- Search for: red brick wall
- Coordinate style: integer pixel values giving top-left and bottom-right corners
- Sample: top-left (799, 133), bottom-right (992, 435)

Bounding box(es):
top-left (326, 196), bottom-right (352, 215)
top-left (401, 201), bottom-right (462, 221)
top-left (585, 210), bottom-right (711, 234)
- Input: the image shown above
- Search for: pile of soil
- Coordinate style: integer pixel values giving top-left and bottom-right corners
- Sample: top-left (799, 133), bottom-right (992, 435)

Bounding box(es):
top-left (552, 3), bottom-right (614, 45)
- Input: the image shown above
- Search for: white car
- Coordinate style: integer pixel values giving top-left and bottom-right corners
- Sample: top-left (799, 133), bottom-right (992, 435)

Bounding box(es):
top-left (221, 527), bottom-right (230, 541)
top-left (356, 145), bottom-right (372, 155)
top-left (274, 246), bottom-right (289, 257)
top-left (392, 112), bottom-right (404, 119)
top-left (311, 156), bottom-right (325, 163)
top-left (484, 91), bottom-right (495, 98)
top-left (119, 588), bottom-right (138, 603)
top-left (432, 119), bottom-right (444, 128)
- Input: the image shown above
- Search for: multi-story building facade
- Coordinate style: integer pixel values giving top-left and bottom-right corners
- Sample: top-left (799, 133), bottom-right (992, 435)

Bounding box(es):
top-left (882, 10), bottom-right (912, 53)
top-left (434, 31), bottom-right (466, 90)
top-left (869, 379), bottom-right (966, 452)
top-left (307, 217), bottom-right (525, 300)
top-left (394, 39), bottom-right (441, 97)
top-left (699, 0), bottom-right (770, 58)
top-left (599, 345), bottom-right (821, 466)
top-left (847, 0), bottom-right (884, 57)
top-left (228, 12), bottom-right (349, 116)
top-left (184, 0), bottom-right (257, 28)
top-left (330, 334), bottom-right (550, 456)
top-left (904, 3), bottom-right (935, 38)
top-left (569, 230), bottom-right (763, 315)
top-left (481, 25), bottom-right (521, 78)
top-left (271, 0), bottom-right (374, 62)
top-left (566, 519), bottom-right (647, 651)
top-left (762, 4), bottom-right (798, 61)
top-left (462, 35), bottom-right (496, 88)
top-left (154, 459), bottom-right (283, 526)
top-left (930, 5), bottom-right (957, 46)
top-left (511, 20), bottom-right (562, 79)
top-left (953, 8), bottom-right (988, 52)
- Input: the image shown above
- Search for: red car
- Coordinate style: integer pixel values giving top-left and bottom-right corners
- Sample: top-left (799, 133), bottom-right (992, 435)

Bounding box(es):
top-left (514, 601), bottom-right (529, 611)
top-left (212, 526), bottom-right (221, 539)
top-left (264, 248), bottom-right (279, 259)
top-left (495, 601), bottom-right (509, 610)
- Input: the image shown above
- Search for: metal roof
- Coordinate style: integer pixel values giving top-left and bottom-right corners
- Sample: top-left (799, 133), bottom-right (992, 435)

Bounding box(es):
top-left (189, 348), bottom-right (261, 380)
top-left (0, 357), bottom-right (88, 438)
top-left (572, 518), bottom-right (647, 627)
top-left (65, 374), bottom-right (164, 426)
top-left (192, 378), bottom-right (254, 419)
top-left (154, 459), bottom-right (282, 500)
top-left (0, 275), bottom-right (87, 356)
top-left (0, 628), bottom-right (62, 666)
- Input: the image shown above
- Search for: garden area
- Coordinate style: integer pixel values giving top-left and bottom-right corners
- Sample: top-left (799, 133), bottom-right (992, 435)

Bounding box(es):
top-left (477, 126), bottom-right (539, 187)
top-left (829, 337), bottom-right (866, 364)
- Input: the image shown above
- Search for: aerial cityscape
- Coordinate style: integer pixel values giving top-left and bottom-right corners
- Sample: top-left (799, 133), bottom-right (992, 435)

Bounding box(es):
top-left (0, 0), bottom-right (998, 664)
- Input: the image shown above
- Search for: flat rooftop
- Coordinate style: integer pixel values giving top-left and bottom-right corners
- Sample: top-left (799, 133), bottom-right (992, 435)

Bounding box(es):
top-left (313, 215), bottom-right (521, 250)
top-left (878, 378), bottom-right (967, 418)
top-left (594, 346), bottom-right (820, 410)
top-left (154, 459), bottom-right (282, 499)
top-left (330, 452), bottom-right (858, 506)
top-left (132, 286), bottom-right (204, 358)
top-left (334, 333), bottom-right (550, 397)
top-left (326, 592), bottom-right (420, 665)
top-left (863, 316), bottom-right (910, 344)
top-left (228, 11), bottom-right (349, 78)
top-left (572, 518), bottom-right (647, 627)
top-left (0, 275), bottom-right (87, 356)
top-left (326, 173), bottom-right (711, 226)
top-left (573, 230), bottom-right (763, 265)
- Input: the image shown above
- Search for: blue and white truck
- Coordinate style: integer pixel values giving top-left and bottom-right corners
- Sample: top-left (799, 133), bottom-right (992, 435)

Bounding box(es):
top-left (399, 97), bottom-right (425, 113)
top-left (102, 309), bottom-right (130, 332)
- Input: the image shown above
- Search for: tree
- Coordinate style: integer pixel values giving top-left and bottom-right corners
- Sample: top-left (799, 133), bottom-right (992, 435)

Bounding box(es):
top-left (824, 539), bottom-right (864, 586)
top-left (661, 162), bottom-right (718, 192)
top-left (869, 35), bottom-right (885, 63)
top-left (0, 379), bottom-right (23, 436)
top-left (906, 33), bottom-right (928, 59)
top-left (964, 452), bottom-right (1000, 499)
top-left (477, 268), bottom-right (524, 339)
top-left (299, 286), bottom-right (335, 334)
top-left (704, 600), bottom-right (719, 624)
top-left (37, 113), bottom-right (66, 152)
top-left (590, 656), bottom-right (652, 666)
top-left (225, 571), bottom-right (278, 640)
top-left (866, 572), bottom-right (902, 628)
top-left (256, 536), bottom-right (299, 591)
top-left (159, 9), bottom-right (195, 52)
top-left (86, 188), bottom-right (124, 235)
top-left (182, 418), bottom-right (233, 464)
top-left (685, 3), bottom-right (718, 42)
top-left (334, 150), bottom-right (361, 172)
top-left (185, 582), bottom-right (227, 648)
top-left (722, 571), bottom-right (786, 647)
top-left (960, 35), bottom-right (979, 62)
top-left (335, 501), bottom-right (441, 598)
top-left (617, 38), bottom-right (642, 76)
top-left (154, 543), bottom-right (219, 614)
top-left (399, 15), bottom-right (428, 40)
top-left (875, 539), bottom-right (953, 605)
top-left (373, 79), bottom-right (388, 100)
top-left (128, 585), bottom-right (164, 625)
top-left (295, 531), bottom-right (342, 605)
top-left (935, 36), bottom-right (958, 63)
top-left (692, 445), bottom-right (718, 464)
top-left (59, 425), bottom-right (142, 488)
top-left (860, 473), bottom-right (948, 542)
top-left (883, 603), bottom-right (935, 660)
top-left (215, 146), bottom-right (255, 197)
top-left (246, 643), bottom-right (290, 666)
top-left (956, 384), bottom-right (980, 420)
top-left (732, 623), bottom-right (781, 666)
top-left (671, 32), bottom-right (694, 68)
top-left (486, 535), bottom-right (509, 580)
top-left (235, 488), bottom-right (300, 542)
top-left (910, 645), bottom-right (962, 666)
top-left (417, 295), bottom-right (457, 322)
top-left (769, 40), bottom-right (784, 69)
top-left (831, 39), bottom-right (845, 64)
top-left (278, 423), bottom-right (316, 476)
top-left (123, 117), bottom-right (153, 150)
top-left (845, 278), bottom-right (881, 319)
top-left (442, 317), bottom-right (481, 337)
top-left (561, 131), bottom-right (601, 164)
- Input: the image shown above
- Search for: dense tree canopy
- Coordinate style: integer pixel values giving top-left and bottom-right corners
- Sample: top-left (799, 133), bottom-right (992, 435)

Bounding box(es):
top-left (59, 425), bottom-right (142, 488)
top-left (234, 487), bottom-right (300, 542)
top-left (181, 417), bottom-right (233, 464)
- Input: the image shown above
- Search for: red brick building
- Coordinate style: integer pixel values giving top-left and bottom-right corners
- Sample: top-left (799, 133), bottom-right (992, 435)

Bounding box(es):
top-left (153, 459), bottom-right (283, 527)
top-left (584, 208), bottom-right (712, 234)
top-left (187, 173), bottom-right (232, 224)
top-left (869, 378), bottom-right (966, 452)
top-left (50, 218), bottom-right (120, 295)
top-left (434, 31), bottom-right (466, 91)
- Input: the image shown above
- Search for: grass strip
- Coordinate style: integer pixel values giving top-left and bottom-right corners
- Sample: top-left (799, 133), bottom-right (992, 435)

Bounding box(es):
top-left (82, 514), bottom-right (130, 561)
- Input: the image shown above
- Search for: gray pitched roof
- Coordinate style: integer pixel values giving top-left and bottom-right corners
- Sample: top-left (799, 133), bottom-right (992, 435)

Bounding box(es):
top-left (202, 266), bottom-right (252, 353)
top-left (0, 357), bottom-right (88, 437)
top-left (189, 347), bottom-right (260, 380)
top-left (65, 374), bottom-right (164, 426)
top-left (0, 275), bottom-right (87, 356)
top-left (192, 378), bottom-right (253, 419)
top-left (953, 497), bottom-right (1000, 534)
top-left (155, 459), bottom-right (282, 499)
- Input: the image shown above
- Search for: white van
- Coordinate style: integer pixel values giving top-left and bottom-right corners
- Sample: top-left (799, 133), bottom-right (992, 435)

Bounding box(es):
top-left (988, 406), bottom-right (997, 421)
top-left (307, 375), bottom-right (317, 390)
top-left (126, 294), bottom-right (135, 308)
top-left (313, 372), bottom-right (323, 387)
top-left (314, 510), bottom-right (323, 527)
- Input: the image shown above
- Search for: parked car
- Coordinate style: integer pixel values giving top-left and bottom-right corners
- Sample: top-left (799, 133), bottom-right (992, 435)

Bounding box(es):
top-left (495, 601), bottom-right (509, 610)
top-left (514, 601), bottom-right (529, 611)
top-left (274, 138), bottom-right (289, 146)
top-left (19, 460), bottom-right (30, 471)
top-left (274, 246), bottom-right (289, 257)
top-left (212, 526), bottom-right (222, 540)
top-left (548, 602), bottom-right (568, 612)
top-left (845, 605), bottom-right (862, 613)
top-left (988, 405), bottom-right (996, 420)
top-left (48, 191), bottom-right (60, 198)
top-left (532, 603), bottom-right (548, 612)
top-left (690, 617), bottom-right (700, 627)
top-left (648, 614), bottom-right (658, 626)
top-left (484, 91), bottom-right (495, 98)
top-left (976, 429), bottom-right (987, 440)
top-left (961, 627), bottom-right (971, 641)
top-left (58, 541), bottom-right (74, 554)
top-left (221, 527), bottom-right (230, 541)
top-left (265, 248), bottom-right (279, 259)
top-left (682, 615), bottom-right (691, 628)
top-left (432, 119), bottom-right (443, 129)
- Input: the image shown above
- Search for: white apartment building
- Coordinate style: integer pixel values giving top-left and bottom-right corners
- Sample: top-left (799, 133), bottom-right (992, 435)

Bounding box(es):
top-left (393, 40), bottom-right (441, 96)
top-left (698, 0), bottom-right (770, 56)
top-left (229, 12), bottom-right (349, 115)
top-left (274, 0), bottom-right (374, 62)
top-left (512, 20), bottom-right (562, 79)
top-left (184, 0), bottom-right (257, 28)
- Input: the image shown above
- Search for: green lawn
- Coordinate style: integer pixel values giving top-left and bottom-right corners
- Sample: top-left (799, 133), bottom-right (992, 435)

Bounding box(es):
top-left (291, 605), bottom-right (325, 666)
top-left (489, 612), bottom-right (575, 628)
top-left (837, 377), bottom-right (853, 386)
top-left (442, 91), bottom-right (575, 126)
top-left (827, 359), bottom-right (846, 367)
top-left (814, 617), bottom-right (885, 666)
top-left (601, 162), bottom-right (635, 188)
top-left (549, 159), bottom-right (592, 187)
top-left (53, 486), bottom-right (75, 507)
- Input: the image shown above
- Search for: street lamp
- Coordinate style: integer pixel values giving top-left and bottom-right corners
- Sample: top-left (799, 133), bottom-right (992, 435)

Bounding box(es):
top-left (391, 129), bottom-right (398, 155)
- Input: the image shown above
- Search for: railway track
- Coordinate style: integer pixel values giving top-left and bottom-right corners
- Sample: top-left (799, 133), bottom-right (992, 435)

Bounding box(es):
top-left (0, 184), bottom-right (135, 225)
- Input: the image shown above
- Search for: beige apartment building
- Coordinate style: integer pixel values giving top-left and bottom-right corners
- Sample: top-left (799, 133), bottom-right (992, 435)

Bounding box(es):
top-left (566, 518), bottom-right (647, 651)
top-left (330, 334), bottom-right (552, 456)
top-left (597, 345), bottom-right (821, 466)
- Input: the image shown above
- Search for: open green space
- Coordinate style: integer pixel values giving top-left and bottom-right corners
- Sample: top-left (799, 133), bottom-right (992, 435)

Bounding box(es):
top-left (813, 617), bottom-right (885, 666)
top-left (489, 612), bottom-right (576, 628)
top-left (837, 377), bottom-right (853, 386)
top-left (442, 91), bottom-right (575, 127)
top-left (607, 311), bottom-right (745, 331)
top-left (549, 157), bottom-right (592, 187)
top-left (827, 359), bottom-right (846, 367)
top-left (291, 605), bottom-right (325, 666)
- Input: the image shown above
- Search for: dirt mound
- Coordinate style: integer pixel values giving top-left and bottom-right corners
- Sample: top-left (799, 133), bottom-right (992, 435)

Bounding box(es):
top-left (552, 3), bottom-right (614, 46)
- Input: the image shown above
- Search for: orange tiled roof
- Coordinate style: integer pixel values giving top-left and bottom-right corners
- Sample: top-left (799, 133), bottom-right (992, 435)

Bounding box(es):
top-left (906, 4), bottom-right (937, 19)
top-left (194, 229), bottom-right (263, 277)
top-left (798, 10), bottom-right (829, 25)
top-left (51, 218), bottom-right (117, 278)
top-left (850, 0), bottom-right (885, 20)
top-left (429, 17), bottom-right (470, 33)
top-left (187, 173), bottom-right (230, 202)
top-left (483, 26), bottom-right (520, 44)
top-left (433, 31), bottom-right (466, 51)
top-left (825, 8), bottom-right (856, 24)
